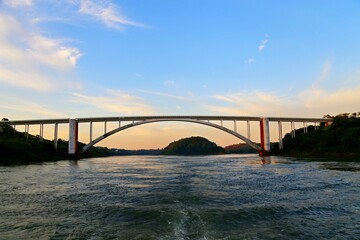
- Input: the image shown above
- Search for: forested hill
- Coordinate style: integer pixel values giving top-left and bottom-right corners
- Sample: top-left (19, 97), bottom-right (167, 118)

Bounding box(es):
top-left (273, 114), bottom-right (360, 157)
top-left (162, 136), bottom-right (225, 155)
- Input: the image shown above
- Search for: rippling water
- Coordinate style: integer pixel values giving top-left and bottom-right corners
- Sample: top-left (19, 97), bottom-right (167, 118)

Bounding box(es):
top-left (0, 154), bottom-right (359, 239)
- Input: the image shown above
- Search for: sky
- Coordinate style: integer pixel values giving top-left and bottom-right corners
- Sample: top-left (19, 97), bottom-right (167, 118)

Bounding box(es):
top-left (1, 0), bottom-right (360, 149)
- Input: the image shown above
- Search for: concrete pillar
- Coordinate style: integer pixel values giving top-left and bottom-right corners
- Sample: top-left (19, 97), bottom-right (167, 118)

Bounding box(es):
top-left (68, 119), bottom-right (78, 155)
top-left (247, 120), bottom-right (251, 139)
top-left (90, 122), bottom-right (93, 142)
top-left (40, 124), bottom-right (44, 142)
top-left (104, 121), bottom-right (107, 135)
top-left (25, 125), bottom-right (29, 139)
top-left (291, 121), bottom-right (295, 138)
top-left (278, 121), bottom-right (283, 150)
top-left (54, 123), bottom-right (58, 151)
top-left (259, 117), bottom-right (270, 156)
top-left (233, 120), bottom-right (237, 132)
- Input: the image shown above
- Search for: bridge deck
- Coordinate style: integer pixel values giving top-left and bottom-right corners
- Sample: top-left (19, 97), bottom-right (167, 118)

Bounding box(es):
top-left (0, 116), bottom-right (333, 125)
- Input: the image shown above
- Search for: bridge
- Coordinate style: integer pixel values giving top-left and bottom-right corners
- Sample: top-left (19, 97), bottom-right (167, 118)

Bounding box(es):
top-left (0, 116), bottom-right (333, 156)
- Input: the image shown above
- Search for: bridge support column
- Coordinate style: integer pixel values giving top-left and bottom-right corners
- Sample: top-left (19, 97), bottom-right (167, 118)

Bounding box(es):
top-left (68, 119), bottom-right (78, 157)
top-left (259, 118), bottom-right (270, 156)
top-left (247, 120), bottom-right (251, 139)
top-left (54, 123), bottom-right (58, 151)
top-left (278, 121), bottom-right (283, 150)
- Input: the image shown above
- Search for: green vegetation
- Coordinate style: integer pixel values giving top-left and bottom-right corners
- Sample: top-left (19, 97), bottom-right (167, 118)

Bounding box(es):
top-left (162, 136), bottom-right (225, 155)
top-left (273, 114), bottom-right (360, 158)
top-left (224, 143), bottom-right (257, 154)
top-left (0, 124), bottom-right (113, 165)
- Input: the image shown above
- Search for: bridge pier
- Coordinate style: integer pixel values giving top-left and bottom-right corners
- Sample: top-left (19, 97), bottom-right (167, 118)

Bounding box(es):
top-left (68, 119), bottom-right (78, 157)
top-left (54, 123), bottom-right (58, 151)
top-left (259, 118), bottom-right (271, 156)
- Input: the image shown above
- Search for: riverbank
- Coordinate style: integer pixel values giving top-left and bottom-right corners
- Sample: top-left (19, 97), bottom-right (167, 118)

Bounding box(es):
top-left (273, 151), bottom-right (360, 162)
top-left (272, 115), bottom-right (360, 161)
top-left (0, 125), bottom-right (113, 165)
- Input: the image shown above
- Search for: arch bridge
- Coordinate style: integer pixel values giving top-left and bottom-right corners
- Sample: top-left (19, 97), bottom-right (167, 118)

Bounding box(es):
top-left (0, 115), bottom-right (333, 156)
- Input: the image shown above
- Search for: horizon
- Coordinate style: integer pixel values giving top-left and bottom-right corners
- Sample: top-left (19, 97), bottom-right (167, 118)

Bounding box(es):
top-left (1, 0), bottom-right (360, 149)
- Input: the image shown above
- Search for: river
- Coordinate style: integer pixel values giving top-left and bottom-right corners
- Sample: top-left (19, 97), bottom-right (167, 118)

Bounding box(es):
top-left (0, 154), bottom-right (359, 239)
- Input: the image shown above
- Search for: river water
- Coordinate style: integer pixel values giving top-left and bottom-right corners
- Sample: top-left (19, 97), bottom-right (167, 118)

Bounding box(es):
top-left (0, 154), bottom-right (359, 239)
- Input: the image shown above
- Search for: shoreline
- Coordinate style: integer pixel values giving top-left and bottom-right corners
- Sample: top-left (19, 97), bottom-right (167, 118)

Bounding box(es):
top-left (274, 151), bottom-right (360, 162)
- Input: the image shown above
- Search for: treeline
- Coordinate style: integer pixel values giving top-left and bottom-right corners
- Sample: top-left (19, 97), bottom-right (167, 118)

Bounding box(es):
top-left (0, 124), bottom-right (114, 165)
top-left (272, 113), bottom-right (360, 157)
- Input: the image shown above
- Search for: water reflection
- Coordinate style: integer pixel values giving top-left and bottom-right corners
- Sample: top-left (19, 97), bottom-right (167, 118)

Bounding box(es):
top-left (320, 162), bottom-right (360, 172)
top-left (261, 156), bottom-right (271, 164)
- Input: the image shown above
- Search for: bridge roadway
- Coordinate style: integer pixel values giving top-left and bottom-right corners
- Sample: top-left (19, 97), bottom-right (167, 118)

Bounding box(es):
top-left (1, 116), bottom-right (332, 125)
top-left (0, 116), bottom-right (333, 156)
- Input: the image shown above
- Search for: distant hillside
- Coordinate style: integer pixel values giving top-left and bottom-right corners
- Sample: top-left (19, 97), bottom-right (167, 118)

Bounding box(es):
top-left (162, 136), bottom-right (225, 155)
top-left (224, 143), bottom-right (257, 154)
top-left (272, 114), bottom-right (360, 158)
top-left (0, 124), bottom-right (114, 165)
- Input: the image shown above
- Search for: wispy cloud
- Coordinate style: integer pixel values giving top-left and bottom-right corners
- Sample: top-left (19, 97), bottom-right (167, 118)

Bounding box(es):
top-left (258, 36), bottom-right (269, 52)
top-left (3, 0), bottom-right (33, 8)
top-left (245, 58), bottom-right (255, 65)
top-left (137, 89), bottom-right (193, 101)
top-left (0, 14), bottom-right (82, 91)
top-left (163, 80), bottom-right (178, 88)
top-left (69, 90), bottom-right (155, 115)
top-left (211, 90), bottom-right (284, 116)
top-left (313, 59), bottom-right (332, 87)
top-left (75, 0), bottom-right (143, 30)
top-left (209, 83), bottom-right (360, 118)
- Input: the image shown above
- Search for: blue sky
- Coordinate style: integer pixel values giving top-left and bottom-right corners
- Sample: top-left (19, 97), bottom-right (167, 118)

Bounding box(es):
top-left (1, 0), bottom-right (360, 148)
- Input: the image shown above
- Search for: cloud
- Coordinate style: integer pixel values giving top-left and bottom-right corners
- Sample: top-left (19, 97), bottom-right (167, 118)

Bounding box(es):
top-left (76, 0), bottom-right (143, 30)
top-left (69, 90), bottom-right (155, 115)
top-left (211, 90), bottom-right (284, 116)
top-left (245, 58), bottom-right (255, 64)
top-left (163, 80), bottom-right (178, 88)
top-left (0, 14), bottom-right (82, 91)
top-left (209, 83), bottom-right (360, 118)
top-left (313, 59), bottom-right (332, 87)
top-left (299, 87), bottom-right (360, 115)
top-left (136, 89), bottom-right (193, 101)
top-left (258, 38), bottom-right (269, 52)
top-left (3, 0), bottom-right (32, 7)
top-left (0, 103), bottom-right (62, 118)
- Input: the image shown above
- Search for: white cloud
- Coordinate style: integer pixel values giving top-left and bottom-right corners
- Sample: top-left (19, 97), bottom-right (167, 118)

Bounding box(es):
top-left (209, 83), bottom-right (360, 118)
top-left (245, 58), bottom-right (255, 64)
top-left (3, 0), bottom-right (32, 7)
top-left (164, 80), bottom-right (178, 88)
top-left (76, 0), bottom-right (142, 30)
top-left (211, 90), bottom-right (284, 116)
top-left (299, 86), bottom-right (360, 115)
top-left (0, 14), bottom-right (82, 91)
top-left (258, 38), bottom-right (268, 52)
top-left (313, 59), bottom-right (332, 87)
top-left (137, 89), bottom-right (193, 101)
top-left (69, 90), bottom-right (155, 115)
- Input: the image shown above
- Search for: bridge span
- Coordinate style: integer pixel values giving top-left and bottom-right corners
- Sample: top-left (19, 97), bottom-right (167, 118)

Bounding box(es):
top-left (0, 116), bottom-right (333, 156)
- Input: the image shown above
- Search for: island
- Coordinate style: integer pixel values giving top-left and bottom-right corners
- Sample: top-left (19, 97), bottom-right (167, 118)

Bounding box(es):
top-left (162, 136), bottom-right (225, 155)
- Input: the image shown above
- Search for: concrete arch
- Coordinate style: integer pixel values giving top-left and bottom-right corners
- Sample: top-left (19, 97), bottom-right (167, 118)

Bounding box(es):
top-left (81, 118), bottom-right (262, 154)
